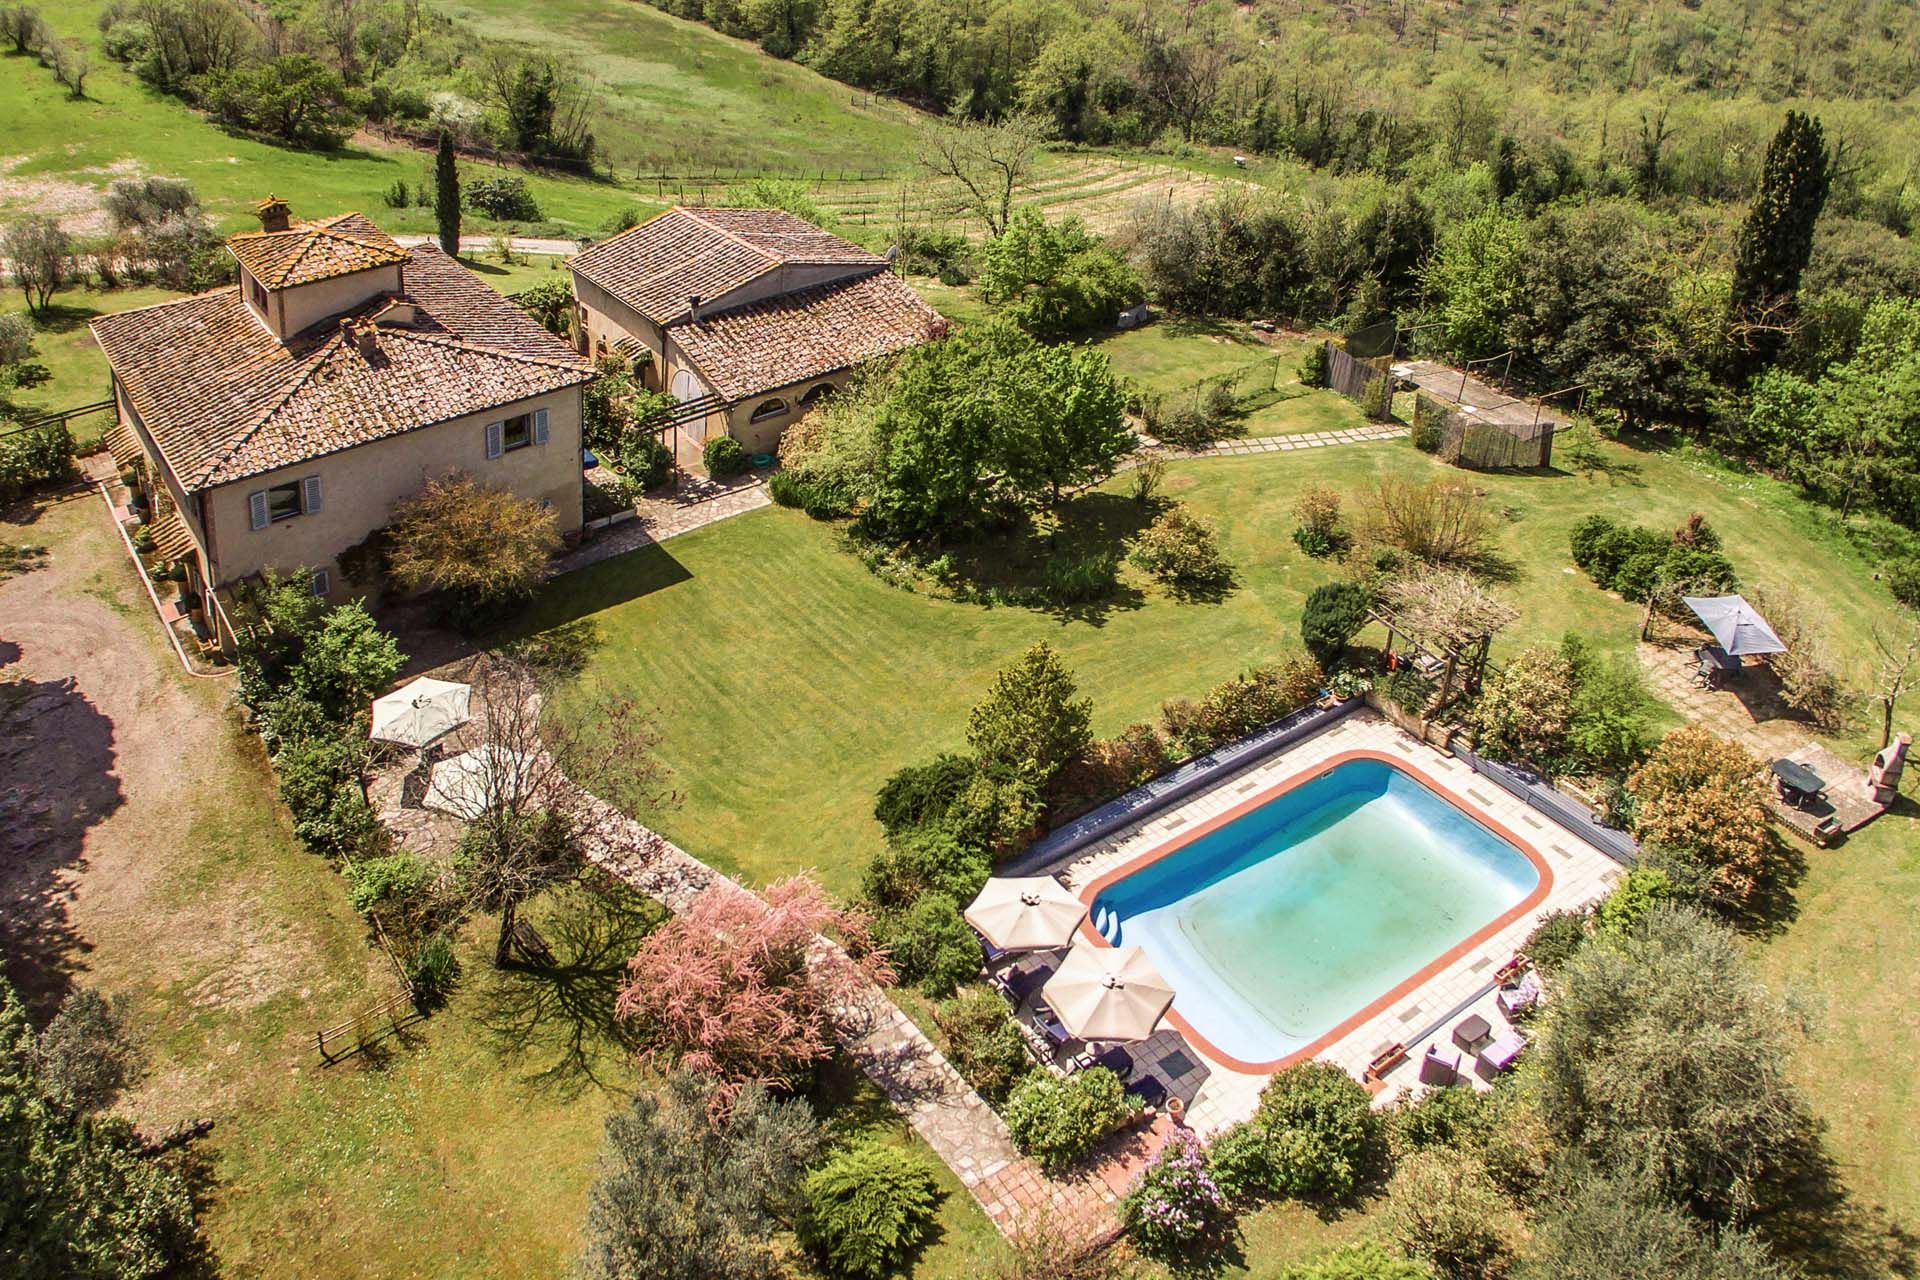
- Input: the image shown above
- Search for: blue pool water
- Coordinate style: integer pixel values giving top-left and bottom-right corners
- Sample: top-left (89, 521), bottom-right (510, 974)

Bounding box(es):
top-left (1090, 758), bottom-right (1539, 1064)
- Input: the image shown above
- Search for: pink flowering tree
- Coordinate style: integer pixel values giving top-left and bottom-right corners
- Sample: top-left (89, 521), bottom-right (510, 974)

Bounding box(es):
top-left (1121, 1128), bottom-right (1231, 1261)
top-left (616, 875), bottom-right (892, 1092)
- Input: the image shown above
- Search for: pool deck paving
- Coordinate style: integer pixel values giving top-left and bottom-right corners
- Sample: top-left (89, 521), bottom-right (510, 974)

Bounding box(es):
top-left (1055, 707), bottom-right (1624, 1133)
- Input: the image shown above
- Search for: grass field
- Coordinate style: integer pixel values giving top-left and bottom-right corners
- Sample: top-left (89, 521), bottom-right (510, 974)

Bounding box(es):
top-left (435, 0), bottom-right (924, 175)
top-left (5, 8), bottom-right (652, 238)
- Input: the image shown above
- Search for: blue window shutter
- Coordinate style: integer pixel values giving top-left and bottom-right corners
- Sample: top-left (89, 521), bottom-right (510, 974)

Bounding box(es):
top-left (302, 475), bottom-right (322, 514)
top-left (533, 407), bottom-right (550, 445)
top-left (485, 421), bottom-right (503, 460)
top-left (248, 491), bottom-right (269, 530)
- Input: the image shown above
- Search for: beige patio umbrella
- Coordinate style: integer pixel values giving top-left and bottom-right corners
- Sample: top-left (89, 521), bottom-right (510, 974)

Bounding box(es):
top-left (1041, 943), bottom-right (1175, 1043)
top-left (424, 745), bottom-right (530, 820)
top-left (370, 676), bottom-right (471, 748)
top-left (964, 876), bottom-right (1087, 953)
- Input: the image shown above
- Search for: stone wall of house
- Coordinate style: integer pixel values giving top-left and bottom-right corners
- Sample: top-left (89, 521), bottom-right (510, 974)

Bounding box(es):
top-left (202, 386), bottom-right (585, 596)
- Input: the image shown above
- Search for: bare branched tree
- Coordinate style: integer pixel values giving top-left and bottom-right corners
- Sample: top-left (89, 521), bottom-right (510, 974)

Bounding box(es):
top-left (914, 112), bottom-right (1043, 238)
top-left (1870, 616), bottom-right (1920, 750)
top-left (457, 655), bottom-right (670, 967)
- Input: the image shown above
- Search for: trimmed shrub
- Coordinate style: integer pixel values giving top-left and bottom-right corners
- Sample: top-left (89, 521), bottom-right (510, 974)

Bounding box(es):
top-left (704, 434), bottom-right (749, 478)
top-left (966, 642), bottom-right (1093, 787)
top-left (933, 986), bottom-right (1033, 1102)
top-left (1524, 910), bottom-right (1589, 975)
top-left (1298, 343), bottom-right (1328, 388)
top-left (1220, 1061), bottom-right (1386, 1201)
top-left (875, 753), bottom-right (978, 837)
top-left (1130, 505), bottom-right (1233, 594)
top-left (880, 893), bottom-right (981, 997)
top-left (800, 1142), bottom-right (942, 1280)
top-left (1302, 580), bottom-right (1372, 667)
top-left (1386, 1079), bottom-right (1495, 1162)
top-left (1121, 1128), bottom-right (1230, 1260)
top-left (1004, 1068), bottom-right (1133, 1173)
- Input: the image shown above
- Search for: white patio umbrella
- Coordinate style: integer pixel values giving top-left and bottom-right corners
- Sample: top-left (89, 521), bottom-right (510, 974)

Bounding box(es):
top-left (964, 876), bottom-right (1087, 953)
top-left (424, 745), bottom-right (531, 819)
top-left (370, 677), bottom-right (471, 748)
top-left (1041, 943), bottom-right (1175, 1044)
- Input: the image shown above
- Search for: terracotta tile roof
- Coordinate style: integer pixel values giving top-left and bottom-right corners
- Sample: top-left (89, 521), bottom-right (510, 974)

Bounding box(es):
top-left (226, 212), bottom-right (413, 289)
top-left (672, 270), bottom-right (947, 402)
top-left (91, 244), bottom-right (594, 493)
top-left (568, 206), bottom-right (886, 326)
top-left (150, 507), bottom-right (197, 561)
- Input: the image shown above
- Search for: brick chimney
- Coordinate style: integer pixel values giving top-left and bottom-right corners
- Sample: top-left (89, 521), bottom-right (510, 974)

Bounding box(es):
top-left (255, 195), bottom-right (292, 233)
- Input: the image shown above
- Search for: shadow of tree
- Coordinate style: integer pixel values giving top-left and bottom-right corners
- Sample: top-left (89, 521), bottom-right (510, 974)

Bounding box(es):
top-left (0, 655), bottom-right (124, 1016)
top-left (476, 879), bottom-right (664, 1098)
top-left (1755, 1119), bottom-right (1919, 1279)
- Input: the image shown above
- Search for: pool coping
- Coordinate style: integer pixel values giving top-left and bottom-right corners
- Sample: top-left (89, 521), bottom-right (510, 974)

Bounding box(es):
top-left (1071, 748), bottom-right (1556, 1075)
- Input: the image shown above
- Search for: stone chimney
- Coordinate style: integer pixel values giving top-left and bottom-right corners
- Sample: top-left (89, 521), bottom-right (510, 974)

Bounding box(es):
top-left (687, 294), bottom-right (702, 322)
top-left (255, 195), bottom-right (292, 233)
top-left (340, 316), bottom-right (379, 356)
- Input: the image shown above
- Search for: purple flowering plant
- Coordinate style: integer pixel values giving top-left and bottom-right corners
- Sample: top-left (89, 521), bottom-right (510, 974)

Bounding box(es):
top-left (1120, 1128), bottom-right (1231, 1258)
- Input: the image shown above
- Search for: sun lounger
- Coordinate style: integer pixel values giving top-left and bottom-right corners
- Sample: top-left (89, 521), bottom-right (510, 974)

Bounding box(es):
top-left (1033, 1007), bottom-right (1072, 1051)
top-left (1477, 1030), bottom-right (1527, 1073)
top-left (1419, 1044), bottom-right (1460, 1085)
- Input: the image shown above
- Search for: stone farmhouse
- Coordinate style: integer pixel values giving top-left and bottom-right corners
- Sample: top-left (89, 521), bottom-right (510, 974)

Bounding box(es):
top-left (567, 205), bottom-right (947, 457)
top-left (91, 198), bottom-right (595, 647)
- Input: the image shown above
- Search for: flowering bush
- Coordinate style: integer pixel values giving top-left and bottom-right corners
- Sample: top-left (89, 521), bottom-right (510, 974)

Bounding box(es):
top-left (1470, 644), bottom-right (1576, 765)
top-left (1626, 726), bottom-right (1777, 912)
top-left (1130, 505), bottom-right (1233, 595)
top-left (1121, 1129), bottom-right (1230, 1259)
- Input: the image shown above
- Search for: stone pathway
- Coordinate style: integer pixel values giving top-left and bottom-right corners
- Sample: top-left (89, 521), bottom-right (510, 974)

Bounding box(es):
top-left (553, 472), bottom-right (773, 575)
top-left (1139, 423), bottom-right (1407, 460)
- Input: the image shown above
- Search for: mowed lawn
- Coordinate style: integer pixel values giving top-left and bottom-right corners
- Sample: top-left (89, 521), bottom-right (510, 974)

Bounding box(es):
top-left (528, 434), bottom-right (1911, 898)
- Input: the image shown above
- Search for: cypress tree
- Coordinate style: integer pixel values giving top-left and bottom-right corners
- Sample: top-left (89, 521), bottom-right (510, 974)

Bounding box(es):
top-left (435, 130), bottom-right (461, 257)
top-left (1727, 111), bottom-right (1829, 375)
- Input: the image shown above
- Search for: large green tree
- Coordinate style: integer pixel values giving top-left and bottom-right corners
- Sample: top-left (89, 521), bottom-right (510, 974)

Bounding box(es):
top-left (1728, 112), bottom-right (1830, 375)
top-left (1530, 907), bottom-right (1813, 1223)
top-left (0, 980), bottom-right (201, 1278)
top-left (579, 1072), bottom-right (822, 1280)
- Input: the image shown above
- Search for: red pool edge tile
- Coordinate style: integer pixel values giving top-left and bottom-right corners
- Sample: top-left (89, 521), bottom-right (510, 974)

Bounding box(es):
top-left (1074, 748), bottom-right (1555, 1077)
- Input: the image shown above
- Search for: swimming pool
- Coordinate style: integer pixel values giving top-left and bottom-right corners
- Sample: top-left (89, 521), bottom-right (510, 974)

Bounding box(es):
top-left (1085, 754), bottom-right (1547, 1068)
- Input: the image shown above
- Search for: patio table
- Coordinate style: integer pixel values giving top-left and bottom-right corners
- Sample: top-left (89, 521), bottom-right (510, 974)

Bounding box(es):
top-left (1451, 1013), bottom-right (1492, 1052)
top-left (1771, 758), bottom-right (1827, 807)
